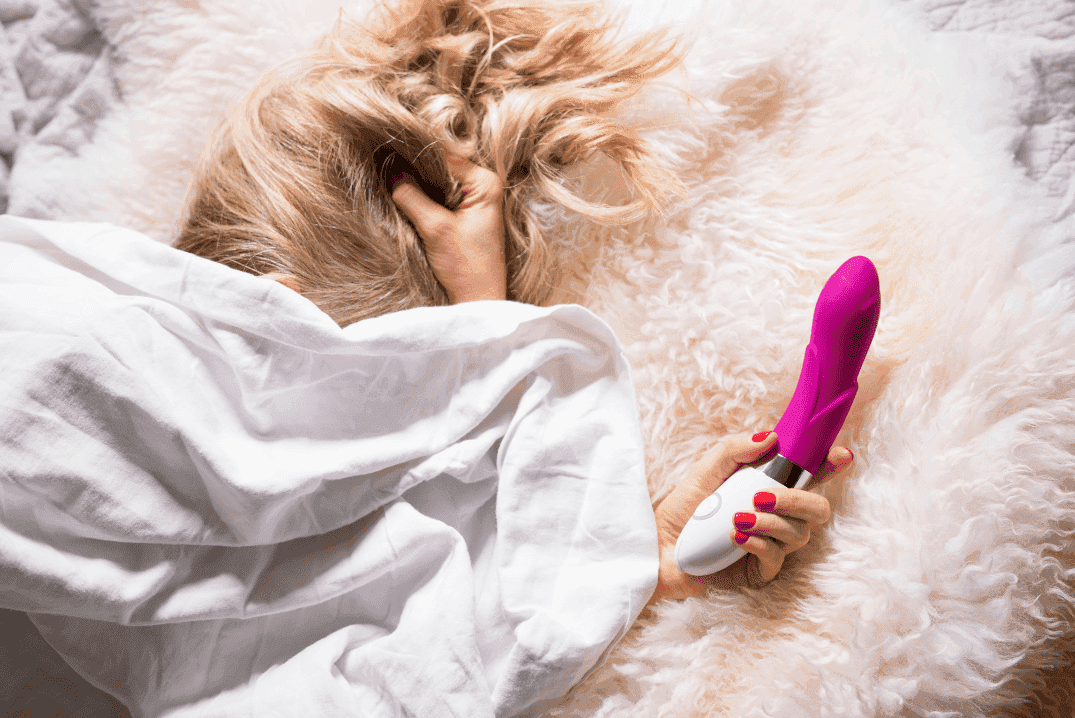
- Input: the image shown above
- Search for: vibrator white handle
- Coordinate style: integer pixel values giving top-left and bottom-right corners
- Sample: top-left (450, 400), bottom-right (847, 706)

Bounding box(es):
top-left (674, 459), bottom-right (812, 576)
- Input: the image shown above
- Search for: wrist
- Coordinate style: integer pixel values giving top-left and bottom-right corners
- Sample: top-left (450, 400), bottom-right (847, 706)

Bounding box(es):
top-left (444, 269), bottom-right (507, 303)
top-left (450, 289), bottom-right (506, 303)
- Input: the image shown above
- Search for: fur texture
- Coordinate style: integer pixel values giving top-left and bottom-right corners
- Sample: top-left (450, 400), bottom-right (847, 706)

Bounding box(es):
top-left (6, 0), bottom-right (1075, 715)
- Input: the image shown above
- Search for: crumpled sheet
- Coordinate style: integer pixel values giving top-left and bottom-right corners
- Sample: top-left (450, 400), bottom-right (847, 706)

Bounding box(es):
top-left (0, 215), bottom-right (658, 717)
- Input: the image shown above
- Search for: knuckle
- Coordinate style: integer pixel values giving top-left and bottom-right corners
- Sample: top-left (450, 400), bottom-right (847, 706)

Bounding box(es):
top-left (478, 169), bottom-right (504, 198)
top-left (746, 557), bottom-right (767, 588)
top-left (756, 547), bottom-right (782, 580)
top-left (391, 182), bottom-right (414, 208)
top-left (805, 494), bottom-right (831, 524)
top-left (756, 536), bottom-right (781, 562)
top-left (424, 218), bottom-right (455, 244)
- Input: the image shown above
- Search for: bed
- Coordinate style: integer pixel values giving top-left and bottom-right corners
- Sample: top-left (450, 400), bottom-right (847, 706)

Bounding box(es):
top-left (2, 0), bottom-right (1075, 716)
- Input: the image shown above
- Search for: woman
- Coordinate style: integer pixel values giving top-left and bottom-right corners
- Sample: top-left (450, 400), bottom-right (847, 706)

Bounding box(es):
top-left (174, 0), bottom-right (854, 603)
top-left (389, 153), bottom-right (855, 602)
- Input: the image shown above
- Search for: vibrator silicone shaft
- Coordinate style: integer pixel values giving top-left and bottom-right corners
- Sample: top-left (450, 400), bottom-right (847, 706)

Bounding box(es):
top-left (774, 255), bottom-right (880, 475)
top-left (674, 256), bottom-right (881, 576)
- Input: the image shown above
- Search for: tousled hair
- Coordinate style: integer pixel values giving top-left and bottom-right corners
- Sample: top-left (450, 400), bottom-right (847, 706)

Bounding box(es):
top-left (175, 0), bottom-right (685, 326)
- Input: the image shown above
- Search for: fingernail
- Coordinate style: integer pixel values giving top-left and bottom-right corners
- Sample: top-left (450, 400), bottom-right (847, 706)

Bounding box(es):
top-left (842, 448), bottom-right (854, 462)
top-left (752, 431), bottom-right (773, 442)
top-left (754, 491), bottom-right (777, 511)
top-left (734, 530), bottom-right (750, 545)
top-left (734, 512), bottom-right (756, 530)
top-left (389, 173), bottom-right (404, 189)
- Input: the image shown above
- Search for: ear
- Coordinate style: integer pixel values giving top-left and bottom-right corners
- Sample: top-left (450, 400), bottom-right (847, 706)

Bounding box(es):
top-left (262, 272), bottom-right (302, 294)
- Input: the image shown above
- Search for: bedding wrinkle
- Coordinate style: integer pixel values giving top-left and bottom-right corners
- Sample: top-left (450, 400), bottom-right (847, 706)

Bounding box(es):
top-left (4, 355), bottom-right (211, 542)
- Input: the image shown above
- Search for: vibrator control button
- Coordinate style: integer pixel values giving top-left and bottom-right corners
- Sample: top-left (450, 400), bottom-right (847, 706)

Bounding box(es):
top-left (692, 492), bottom-right (721, 520)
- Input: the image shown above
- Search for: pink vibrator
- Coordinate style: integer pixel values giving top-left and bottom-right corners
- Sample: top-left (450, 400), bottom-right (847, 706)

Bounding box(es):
top-left (674, 256), bottom-right (881, 575)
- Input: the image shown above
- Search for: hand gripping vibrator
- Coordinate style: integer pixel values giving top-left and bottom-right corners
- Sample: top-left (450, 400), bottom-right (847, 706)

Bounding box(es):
top-left (674, 256), bottom-right (881, 576)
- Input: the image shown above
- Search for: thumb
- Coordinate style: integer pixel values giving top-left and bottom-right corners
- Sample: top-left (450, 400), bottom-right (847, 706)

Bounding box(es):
top-left (391, 176), bottom-right (453, 242)
top-left (654, 431), bottom-right (778, 542)
top-left (690, 430), bottom-right (778, 496)
top-left (657, 432), bottom-right (778, 522)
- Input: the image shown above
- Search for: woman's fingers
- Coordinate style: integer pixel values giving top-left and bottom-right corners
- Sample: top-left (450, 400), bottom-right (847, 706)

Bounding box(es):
top-left (689, 431), bottom-right (778, 496)
top-left (390, 156), bottom-right (502, 236)
top-left (446, 155), bottom-right (502, 209)
top-left (755, 487), bottom-right (832, 524)
top-left (391, 177), bottom-right (453, 244)
top-left (732, 510), bottom-right (812, 551)
top-left (655, 432), bottom-right (779, 542)
top-left (650, 432), bottom-right (857, 602)
top-left (390, 155), bottom-right (507, 303)
top-left (734, 534), bottom-right (786, 585)
top-left (808, 444), bottom-right (855, 487)
top-left (729, 486), bottom-right (832, 585)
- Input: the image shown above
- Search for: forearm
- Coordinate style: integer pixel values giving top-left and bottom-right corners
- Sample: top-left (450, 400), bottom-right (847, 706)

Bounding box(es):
top-left (448, 282), bottom-right (507, 303)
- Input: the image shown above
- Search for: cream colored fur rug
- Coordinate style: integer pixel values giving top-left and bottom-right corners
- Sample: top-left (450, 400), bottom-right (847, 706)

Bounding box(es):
top-left (547, 2), bottom-right (1075, 716)
top-left (8, 0), bottom-right (1075, 715)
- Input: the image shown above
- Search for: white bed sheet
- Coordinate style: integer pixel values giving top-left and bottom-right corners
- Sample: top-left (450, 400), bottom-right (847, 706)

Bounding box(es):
top-left (0, 215), bottom-right (658, 717)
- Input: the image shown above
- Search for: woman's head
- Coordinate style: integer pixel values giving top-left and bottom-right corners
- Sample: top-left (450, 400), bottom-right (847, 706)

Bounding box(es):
top-left (175, 0), bottom-right (685, 326)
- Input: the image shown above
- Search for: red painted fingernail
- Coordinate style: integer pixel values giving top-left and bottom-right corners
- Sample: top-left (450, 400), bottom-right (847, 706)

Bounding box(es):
top-left (754, 491), bottom-right (777, 511)
top-left (752, 431), bottom-right (773, 442)
top-left (389, 173), bottom-right (405, 189)
top-left (734, 512), bottom-right (756, 530)
top-left (734, 530), bottom-right (750, 545)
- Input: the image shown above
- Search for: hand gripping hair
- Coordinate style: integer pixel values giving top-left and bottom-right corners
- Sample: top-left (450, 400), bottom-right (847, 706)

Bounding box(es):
top-left (175, 0), bottom-right (686, 326)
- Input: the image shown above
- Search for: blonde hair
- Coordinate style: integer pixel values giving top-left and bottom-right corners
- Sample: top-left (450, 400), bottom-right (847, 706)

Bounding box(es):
top-left (175, 0), bottom-right (685, 326)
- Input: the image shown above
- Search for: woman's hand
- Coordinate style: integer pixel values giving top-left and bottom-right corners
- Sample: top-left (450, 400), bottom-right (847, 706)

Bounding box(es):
top-left (391, 156), bottom-right (507, 303)
top-left (649, 431), bottom-right (854, 604)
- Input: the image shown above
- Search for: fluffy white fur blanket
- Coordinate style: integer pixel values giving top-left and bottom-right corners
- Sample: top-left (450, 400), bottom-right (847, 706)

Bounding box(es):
top-left (3, 0), bottom-right (1075, 716)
